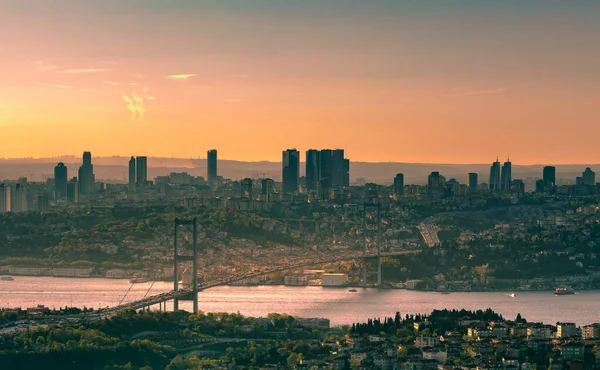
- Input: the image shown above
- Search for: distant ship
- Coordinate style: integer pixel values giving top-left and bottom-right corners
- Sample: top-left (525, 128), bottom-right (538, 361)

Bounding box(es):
top-left (1, 276), bottom-right (14, 281)
top-left (129, 277), bottom-right (149, 284)
top-left (509, 293), bottom-right (516, 298)
top-left (554, 287), bottom-right (575, 295)
top-left (348, 288), bottom-right (357, 292)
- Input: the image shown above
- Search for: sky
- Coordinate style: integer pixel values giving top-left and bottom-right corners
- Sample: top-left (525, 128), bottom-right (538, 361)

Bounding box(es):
top-left (1, 0), bottom-right (599, 164)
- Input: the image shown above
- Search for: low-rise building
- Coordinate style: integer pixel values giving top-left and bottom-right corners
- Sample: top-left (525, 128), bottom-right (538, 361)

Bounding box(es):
top-left (582, 323), bottom-right (600, 339)
top-left (415, 336), bottom-right (440, 348)
top-left (561, 343), bottom-right (584, 360)
top-left (557, 322), bottom-right (577, 338)
top-left (52, 267), bottom-right (93, 277)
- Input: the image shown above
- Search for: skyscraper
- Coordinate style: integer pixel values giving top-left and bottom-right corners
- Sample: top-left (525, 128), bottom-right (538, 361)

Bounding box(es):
top-left (11, 184), bottom-right (27, 213)
top-left (207, 149), bottom-right (217, 186)
top-left (241, 178), bottom-right (253, 198)
top-left (489, 159), bottom-right (501, 191)
top-left (394, 173), bottom-right (404, 197)
top-left (332, 149), bottom-right (346, 187)
top-left (54, 162), bottom-right (68, 200)
top-left (78, 151), bottom-right (95, 195)
top-left (500, 159), bottom-right (512, 190)
top-left (468, 173), bottom-right (479, 193)
top-left (282, 149), bottom-right (300, 193)
top-left (67, 178), bottom-right (79, 203)
top-left (427, 171), bottom-right (446, 194)
top-left (582, 167), bottom-right (595, 187)
top-left (136, 156), bottom-right (148, 187)
top-left (261, 178), bottom-right (275, 202)
top-left (0, 184), bottom-right (11, 213)
top-left (306, 149), bottom-right (320, 191)
top-left (543, 166), bottom-right (556, 192)
top-left (128, 156), bottom-right (136, 187)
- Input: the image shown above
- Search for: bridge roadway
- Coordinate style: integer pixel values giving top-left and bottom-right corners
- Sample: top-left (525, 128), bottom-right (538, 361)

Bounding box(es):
top-left (4, 249), bottom-right (420, 328)
top-left (95, 249), bottom-right (419, 315)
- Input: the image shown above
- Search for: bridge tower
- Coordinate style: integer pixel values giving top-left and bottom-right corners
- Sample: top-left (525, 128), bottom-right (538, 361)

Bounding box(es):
top-left (173, 217), bottom-right (199, 313)
top-left (362, 202), bottom-right (382, 286)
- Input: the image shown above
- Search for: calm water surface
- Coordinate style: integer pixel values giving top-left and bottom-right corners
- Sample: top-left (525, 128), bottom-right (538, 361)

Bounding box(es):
top-left (1, 277), bottom-right (599, 326)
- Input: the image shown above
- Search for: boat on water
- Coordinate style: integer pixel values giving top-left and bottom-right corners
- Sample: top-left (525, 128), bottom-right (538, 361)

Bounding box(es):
top-left (554, 287), bottom-right (575, 295)
top-left (509, 293), bottom-right (516, 298)
top-left (348, 288), bottom-right (357, 292)
top-left (1, 276), bottom-right (14, 281)
top-left (129, 277), bottom-right (149, 284)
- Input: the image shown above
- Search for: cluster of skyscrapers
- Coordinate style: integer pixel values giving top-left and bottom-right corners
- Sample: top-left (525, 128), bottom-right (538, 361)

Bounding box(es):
top-left (489, 158), bottom-right (512, 191)
top-left (128, 156), bottom-right (148, 188)
top-left (282, 149), bottom-right (350, 195)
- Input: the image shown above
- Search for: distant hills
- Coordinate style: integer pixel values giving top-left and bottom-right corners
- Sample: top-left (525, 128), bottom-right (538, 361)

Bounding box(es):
top-left (1, 156), bottom-right (599, 185)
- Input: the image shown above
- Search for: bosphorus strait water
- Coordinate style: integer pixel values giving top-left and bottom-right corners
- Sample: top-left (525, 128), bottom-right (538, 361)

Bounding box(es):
top-left (1, 277), bottom-right (599, 326)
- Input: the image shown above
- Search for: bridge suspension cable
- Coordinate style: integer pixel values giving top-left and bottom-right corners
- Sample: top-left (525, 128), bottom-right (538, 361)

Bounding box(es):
top-left (118, 282), bottom-right (135, 305)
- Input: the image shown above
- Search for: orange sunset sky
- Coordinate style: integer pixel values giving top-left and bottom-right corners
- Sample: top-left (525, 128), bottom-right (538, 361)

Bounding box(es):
top-left (1, 0), bottom-right (599, 164)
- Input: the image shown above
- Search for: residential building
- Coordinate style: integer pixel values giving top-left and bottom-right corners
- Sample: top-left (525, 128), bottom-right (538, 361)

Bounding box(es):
top-left (11, 184), bottom-right (27, 213)
top-left (557, 322), bottom-right (577, 338)
top-left (0, 184), bottom-right (10, 213)
top-left (241, 178), bottom-right (253, 199)
top-left (582, 323), bottom-right (600, 339)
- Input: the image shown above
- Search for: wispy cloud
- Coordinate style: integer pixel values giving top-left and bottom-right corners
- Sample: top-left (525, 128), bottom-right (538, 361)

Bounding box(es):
top-left (80, 89), bottom-right (100, 92)
top-left (130, 82), bottom-right (138, 86)
top-left (147, 96), bottom-right (156, 100)
top-left (167, 74), bottom-right (196, 80)
top-left (453, 88), bottom-right (507, 97)
top-left (61, 68), bottom-right (107, 74)
top-left (32, 60), bottom-right (58, 72)
top-left (48, 84), bottom-right (70, 89)
top-left (123, 92), bottom-right (146, 120)
top-left (103, 81), bottom-right (120, 86)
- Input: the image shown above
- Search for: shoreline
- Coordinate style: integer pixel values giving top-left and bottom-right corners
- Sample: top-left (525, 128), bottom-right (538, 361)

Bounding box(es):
top-left (2, 275), bottom-right (594, 293)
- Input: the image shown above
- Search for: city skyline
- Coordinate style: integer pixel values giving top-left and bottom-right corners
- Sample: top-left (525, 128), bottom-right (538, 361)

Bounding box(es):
top-left (2, 0), bottom-right (600, 163)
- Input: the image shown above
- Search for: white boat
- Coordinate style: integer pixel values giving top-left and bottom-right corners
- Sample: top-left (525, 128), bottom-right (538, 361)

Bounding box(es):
top-left (509, 293), bottom-right (516, 298)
